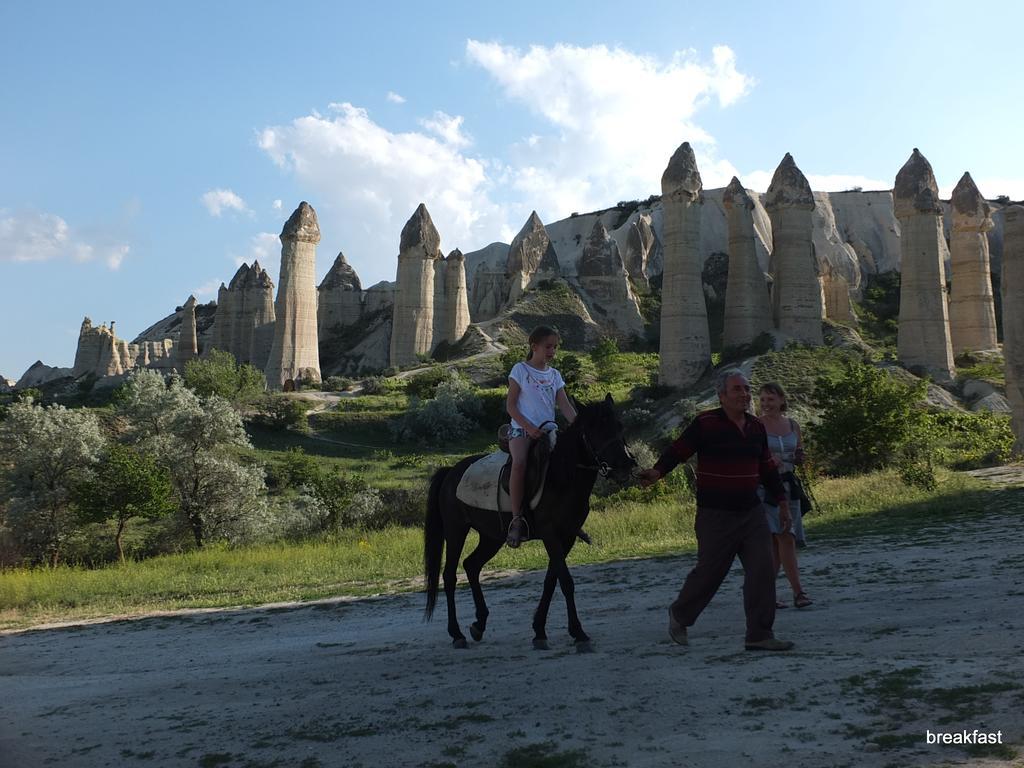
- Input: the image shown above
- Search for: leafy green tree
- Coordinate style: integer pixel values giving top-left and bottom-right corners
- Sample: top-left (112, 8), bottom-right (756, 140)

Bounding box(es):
top-left (810, 360), bottom-right (927, 475)
top-left (0, 400), bottom-right (105, 565)
top-left (118, 369), bottom-right (267, 548)
top-left (72, 444), bottom-right (176, 562)
top-left (254, 394), bottom-right (309, 431)
top-left (183, 349), bottom-right (266, 405)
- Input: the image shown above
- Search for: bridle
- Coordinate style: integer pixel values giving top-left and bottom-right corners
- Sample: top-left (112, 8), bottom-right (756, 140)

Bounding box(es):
top-left (578, 427), bottom-right (630, 477)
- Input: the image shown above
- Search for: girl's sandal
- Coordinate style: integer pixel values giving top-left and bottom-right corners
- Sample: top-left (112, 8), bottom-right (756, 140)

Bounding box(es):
top-left (794, 591), bottom-right (813, 609)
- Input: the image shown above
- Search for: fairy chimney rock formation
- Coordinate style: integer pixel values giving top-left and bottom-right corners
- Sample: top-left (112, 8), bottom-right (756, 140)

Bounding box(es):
top-left (176, 296), bottom-right (199, 368)
top-left (658, 141), bottom-right (710, 387)
top-left (1002, 206), bottom-right (1024, 453)
top-left (442, 248), bottom-right (470, 346)
top-left (318, 251), bottom-right (364, 335)
top-left (949, 172), bottom-right (998, 354)
top-left (622, 213), bottom-right (657, 286)
top-left (894, 149), bottom-right (955, 381)
top-left (505, 211), bottom-right (560, 306)
top-left (722, 177), bottom-right (774, 349)
top-left (578, 220), bottom-right (644, 336)
top-left (72, 317), bottom-right (126, 378)
top-left (765, 154), bottom-right (823, 346)
top-left (389, 203), bottom-right (443, 367)
top-left (265, 201), bottom-right (322, 389)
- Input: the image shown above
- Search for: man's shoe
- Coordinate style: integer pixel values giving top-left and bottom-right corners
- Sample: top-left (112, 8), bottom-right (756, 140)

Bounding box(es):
top-left (668, 609), bottom-right (688, 646)
top-left (744, 637), bottom-right (794, 652)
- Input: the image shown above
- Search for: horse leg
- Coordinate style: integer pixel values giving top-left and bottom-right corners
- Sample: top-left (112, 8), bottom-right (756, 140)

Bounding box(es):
top-left (462, 536), bottom-right (504, 642)
top-left (531, 550), bottom-right (563, 650)
top-left (443, 526), bottom-right (470, 648)
top-left (541, 536), bottom-right (593, 652)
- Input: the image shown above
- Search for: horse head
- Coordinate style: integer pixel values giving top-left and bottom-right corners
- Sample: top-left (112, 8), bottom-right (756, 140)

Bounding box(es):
top-left (574, 394), bottom-right (637, 482)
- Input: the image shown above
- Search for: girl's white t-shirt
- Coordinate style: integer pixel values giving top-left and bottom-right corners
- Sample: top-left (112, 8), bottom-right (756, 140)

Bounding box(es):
top-left (509, 361), bottom-right (565, 429)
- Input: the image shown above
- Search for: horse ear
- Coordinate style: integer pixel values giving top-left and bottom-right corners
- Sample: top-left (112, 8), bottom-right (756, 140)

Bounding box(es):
top-left (605, 393), bottom-right (614, 406)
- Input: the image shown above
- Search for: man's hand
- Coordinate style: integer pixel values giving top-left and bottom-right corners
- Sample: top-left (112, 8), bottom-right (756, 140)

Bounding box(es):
top-left (636, 468), bottom-right (662, 488)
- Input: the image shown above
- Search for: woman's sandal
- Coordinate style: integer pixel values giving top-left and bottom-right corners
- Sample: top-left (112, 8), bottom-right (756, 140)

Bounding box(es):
top-left (506, 517), bottom-right (529, 548)
top-left (794, 591), bottom-right (813, 609)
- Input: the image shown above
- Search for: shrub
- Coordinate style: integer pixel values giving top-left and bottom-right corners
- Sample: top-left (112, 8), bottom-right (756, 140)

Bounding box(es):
top-left (925, 410), bottom-right (1014, 469)
top-left (360, 376), bottom-right (387, 395)
top-left (405, 366), bottom-right (454, 400)
top-left (254, 395), bottom-right (309, 431)
top-left (183, 349), bottom-right (266, 405)
top-left (391, 377), bottom-right (482, 445)
top-left (810, 360), bottom-right (927, 475)
top-left (322, 376), bottom-right (353, 392)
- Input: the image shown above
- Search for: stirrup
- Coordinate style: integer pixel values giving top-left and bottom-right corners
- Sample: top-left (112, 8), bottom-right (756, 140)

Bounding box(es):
top-left (506, 516), bottom-right (530, 548)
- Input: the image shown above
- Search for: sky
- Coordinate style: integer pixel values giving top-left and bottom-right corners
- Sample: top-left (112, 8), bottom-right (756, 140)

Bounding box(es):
top-left (2, 0), bottom-right (1023, 379)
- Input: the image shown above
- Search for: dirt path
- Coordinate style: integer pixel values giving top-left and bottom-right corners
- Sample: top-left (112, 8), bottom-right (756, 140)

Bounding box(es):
top-left (2, 496), bottom-right (1023, 767)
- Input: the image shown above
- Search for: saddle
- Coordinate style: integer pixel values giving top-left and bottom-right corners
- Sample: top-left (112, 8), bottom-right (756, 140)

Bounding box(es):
top-left (455, 429), bottom-right (556, 513)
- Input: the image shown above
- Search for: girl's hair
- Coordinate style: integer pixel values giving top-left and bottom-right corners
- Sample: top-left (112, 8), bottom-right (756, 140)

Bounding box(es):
top-left (759, 381), bottom-right (788, 412)
top-left (525, 325), bottom-right (560, 360)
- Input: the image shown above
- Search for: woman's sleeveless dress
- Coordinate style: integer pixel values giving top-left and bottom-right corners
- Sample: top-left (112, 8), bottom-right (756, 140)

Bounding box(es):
top-left (759, 428), bottom-right (806, 546)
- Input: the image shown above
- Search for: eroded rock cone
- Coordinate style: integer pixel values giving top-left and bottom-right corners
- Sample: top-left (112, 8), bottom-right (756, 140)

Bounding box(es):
top-left (949, 172), bottom-right (997, 354)
top-left (722, 177), bottom-right (773, 349)
top-left (390, 203), bottom-right (443, 367)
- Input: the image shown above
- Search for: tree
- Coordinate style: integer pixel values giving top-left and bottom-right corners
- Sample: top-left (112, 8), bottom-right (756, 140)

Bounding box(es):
top-left (810, 360), bottom-right (927, 475)
top-left (118, 369), bottom-right (268, 548)
top-left (183, 349), bottom-right (266, 405)
top-left (72, 444), bottom-right (176, 562)
top-left (0, 399), bottom-right (105, 564)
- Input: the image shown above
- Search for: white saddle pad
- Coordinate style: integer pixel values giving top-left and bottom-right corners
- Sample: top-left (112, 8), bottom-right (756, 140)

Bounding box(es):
top-left (455, 431), bottom-right (555, 512)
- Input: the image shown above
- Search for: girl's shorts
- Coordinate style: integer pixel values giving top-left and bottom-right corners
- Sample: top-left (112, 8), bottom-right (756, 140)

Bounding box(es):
top-left (507, 426), bottom-right (528, 439)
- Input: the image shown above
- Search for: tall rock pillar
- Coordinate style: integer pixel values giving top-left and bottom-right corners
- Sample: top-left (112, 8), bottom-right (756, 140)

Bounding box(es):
top-left (1003, 206), bottom-right (1024, 453)
top-left (765, 154), bottom-right (823, 345)
top-left (894, 149), bottom-right (955, 381)
top-left (722, 177), bottom-right (773, 349)
top-left (949, 172), bottom-right (998, 354)
top-left (390, 203), bottom-right (443, 367)
top-left (265, 201), bottom-right (322, 390)
top-left (658, 141), bottom-right (710, 387)
top-left (176, 296), bottom-right (199, 369)
top-left (505, 211), bottom-right (560, 307)
top-left (443, 249), bottom-right (470, 345)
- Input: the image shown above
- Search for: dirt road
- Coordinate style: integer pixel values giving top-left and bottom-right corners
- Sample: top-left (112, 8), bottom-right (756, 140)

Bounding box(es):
top-left (2, 499), bottom-right (1022, 767)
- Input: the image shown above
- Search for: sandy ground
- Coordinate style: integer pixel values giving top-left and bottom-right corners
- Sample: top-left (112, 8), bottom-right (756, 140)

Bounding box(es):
top-left (2, 497), bottom-right (1023, 768)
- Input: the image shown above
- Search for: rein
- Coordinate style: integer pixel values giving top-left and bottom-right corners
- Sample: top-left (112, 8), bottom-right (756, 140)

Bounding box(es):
top-left (576, 429), bottom-right (625, 477)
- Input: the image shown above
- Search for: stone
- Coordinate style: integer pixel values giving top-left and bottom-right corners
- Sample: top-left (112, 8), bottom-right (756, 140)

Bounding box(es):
top-left (971, 392), bottom-right (1011, 413)
top-left (765, 153), bottom-right (823, 345)
top-left (15, 361), bottom-right (72, 389)
top-left (505, 211), bottom-right (560, 306)
top-left (622, 213), bottom-right (657, 283)
top-left (962, 378), bottom-right (996, 402)
top-left (658, 141), bottom-right (710, 387)
top-left (722, 177), bottom-right (773, 349)
top-left (72, 317), bottom-right (127, 378)
top-left (442, 248), bottom-right (470, 346)
top-left (176, 296), bottom-right (198, 369)
top-left (949, 172), bottom-right (998, 354)
top-left (821, 273), bottom-right (856, 324)
top-left (265, 202), bottom-right (322, 389)
top-left (318, 251), bottom-right (364, 334)
top-left (894, 149), bottom-right (955, 382)
top-left (389, 203), bottom-right (443, 367)
top-left (1002, 205), bottom-right (1024, 452)
top-left (576, 220), bottom-right (644, 337)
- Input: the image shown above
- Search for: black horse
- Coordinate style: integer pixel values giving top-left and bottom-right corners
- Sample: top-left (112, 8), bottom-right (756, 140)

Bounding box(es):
top-left (424, 395), bottom-right (636, 651)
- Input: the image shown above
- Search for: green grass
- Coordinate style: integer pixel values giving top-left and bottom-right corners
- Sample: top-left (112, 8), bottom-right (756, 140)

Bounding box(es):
top-left (0, 469), bottom-right (1003, 631)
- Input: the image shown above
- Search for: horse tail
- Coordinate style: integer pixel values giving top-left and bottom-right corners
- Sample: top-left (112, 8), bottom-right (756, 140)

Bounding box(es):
top-left (424, 466), bottom-right (450, 621)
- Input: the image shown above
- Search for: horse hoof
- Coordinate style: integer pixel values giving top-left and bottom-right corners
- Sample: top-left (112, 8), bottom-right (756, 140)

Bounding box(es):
top-left (532, 638), bottom-right (550, 651)
top-left (469, 623), bottom-right (483, 642)
top-left (452, 637), bottom-right (468, 649)
top-left (574, 640), bottom-right (594, 654)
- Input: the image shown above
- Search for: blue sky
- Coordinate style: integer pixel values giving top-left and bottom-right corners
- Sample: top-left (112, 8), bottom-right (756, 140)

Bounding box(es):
top-left (2, 0), bottom-right (1022, 379)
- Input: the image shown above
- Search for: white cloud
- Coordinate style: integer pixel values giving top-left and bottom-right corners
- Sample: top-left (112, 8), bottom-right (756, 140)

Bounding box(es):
top-left (192, 278), bottom-right (224, 299)
top-left (386, 91), bottom-right (406, 104)
top-left (0, 209), bottom-right (129, 269)
top-left (272, 199), bottom-right (283, 211)
top-left (464, 40), bottom-right (754, 217)
top-left (419, 111), bottom-right (471, 148)
top-left (258, 102), bottom-right (505, 286)
top-left (201, 188), bottom-right (249, 217)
